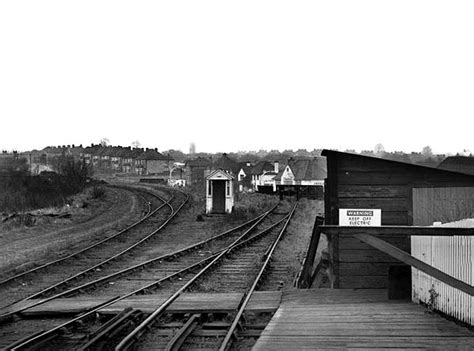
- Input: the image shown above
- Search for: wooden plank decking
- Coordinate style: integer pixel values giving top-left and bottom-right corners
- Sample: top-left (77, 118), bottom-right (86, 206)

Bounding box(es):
top-left (253, 289), bottom-right (474, 350)
top-left (13, 291), bottom-right (282, 317)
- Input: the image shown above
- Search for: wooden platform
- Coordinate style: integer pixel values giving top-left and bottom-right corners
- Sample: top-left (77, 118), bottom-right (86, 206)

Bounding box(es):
top-left (253, 289), bottom-right (474, 350)
top-left (13, 291), bottom-right (281, 317)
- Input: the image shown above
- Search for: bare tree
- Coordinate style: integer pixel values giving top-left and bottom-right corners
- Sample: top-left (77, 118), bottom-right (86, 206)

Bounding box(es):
top-left (100, 138), bottom-right (109, 147)
top-left (131, 140), bottom-right (141, 149)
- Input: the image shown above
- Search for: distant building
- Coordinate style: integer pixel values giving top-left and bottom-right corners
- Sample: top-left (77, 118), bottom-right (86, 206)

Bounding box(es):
top-left (135, 148), bottom-right (173, 175)
top-left (212, 153), bottom-right (240, 176)
top-left (237, 162), bottom-right (253, 192)
top-left (237, 160), bottom-right (276, 192)
top-left (251, 161), bottom-right (277, 192)
top-left (122, 147), bottom-right (143, 173)
top-left (185, 157), bottom-right (212, 188)
top-left (273, 157), bottom-right (327, 199)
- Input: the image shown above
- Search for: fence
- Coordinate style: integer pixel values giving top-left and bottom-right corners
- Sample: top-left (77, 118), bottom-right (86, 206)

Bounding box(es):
top-left (412, 219), bottom-right (474, 325)
top-left (412, 187), bottom-right (474, 325)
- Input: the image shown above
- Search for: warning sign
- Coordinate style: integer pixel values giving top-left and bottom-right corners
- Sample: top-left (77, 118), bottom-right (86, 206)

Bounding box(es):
top-left (339, 209), bottom-right (381, 226)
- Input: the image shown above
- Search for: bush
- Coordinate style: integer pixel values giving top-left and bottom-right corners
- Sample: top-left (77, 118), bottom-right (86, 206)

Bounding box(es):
top-left (91, 186), bottom-right (106, 199)
top-left (228, 193), bottom-right (279, 221)
top-left (0, 156), bottom-right (92, 212)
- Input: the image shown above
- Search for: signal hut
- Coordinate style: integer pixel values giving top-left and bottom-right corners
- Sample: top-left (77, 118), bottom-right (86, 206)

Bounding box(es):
top-left (205, 170), bottom-right (234, 214)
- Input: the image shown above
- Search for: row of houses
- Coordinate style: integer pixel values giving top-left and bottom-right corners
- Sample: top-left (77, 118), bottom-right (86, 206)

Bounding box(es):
top-left (190, 153), bottom-right (327, 204)
top-left (80, 145), bottom-right (174, 176)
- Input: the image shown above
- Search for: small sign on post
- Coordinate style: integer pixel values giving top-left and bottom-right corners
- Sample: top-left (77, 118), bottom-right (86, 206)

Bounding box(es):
top-left (339, 209), bottom-right (381, 226)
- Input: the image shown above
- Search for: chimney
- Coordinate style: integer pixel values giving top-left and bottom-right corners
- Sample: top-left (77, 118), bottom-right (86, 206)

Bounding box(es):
top-left (274, 161), bottom-right (279, 173)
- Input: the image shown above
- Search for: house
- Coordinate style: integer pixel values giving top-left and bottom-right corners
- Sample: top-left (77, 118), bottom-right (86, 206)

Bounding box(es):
top-left (108, 146), bottom-right (124, 171)
top-left (81, 145), bottom-right (96, 165)
top-left (119, 147), bottom-right (142, 173)
top-left (212, 153), bottom-right (240, 176)
top-left (251, 161), bottom-right (277, 192)
top-left (437, 155), bottom-right (474, 175)
top-left (237, 162), bottom-right (253, 192)
top-left (184, 157), bottom-right (212, 188)
top-left (206, 169), bottom-right (235, 214)
top-left (135, 148), bottom-right (172, 175)
top-left (273, 157), bottom-right (327, 198)
top-left (98, 146), bottom-right (113, 170)
top-left (236, 160), bottom-right (277, 193)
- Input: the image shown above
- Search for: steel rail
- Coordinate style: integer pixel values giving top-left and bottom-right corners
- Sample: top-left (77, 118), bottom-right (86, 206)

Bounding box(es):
top-left (0, 209), bottom-right (266, 320)
top-left (24, 195), bottom-right (179, 300)
top-left (3, 205), bottom-right (279, 351)
top-left (35, 211), bottom-right (266, 298)
top-left (78, 307), bottom-right (137, 351)
top-left (0, 193), bottom-right (174, 314)
top-left (219, 203), bottom-right (297, 351)
top-left (0, 186), bottom-right (168, 287)
top-left (164, 313), bottom-right (201, 351)
top-left (7, 296), bottom-right (124, 351)
top-left (0, 191), bottom-right (187, 322)
top-left (114, 204), bottom-right (281, 351)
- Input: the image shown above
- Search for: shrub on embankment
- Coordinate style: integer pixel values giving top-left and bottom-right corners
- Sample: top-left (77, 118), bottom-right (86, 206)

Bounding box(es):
top-left (0, 156), bottom-right (92, 212)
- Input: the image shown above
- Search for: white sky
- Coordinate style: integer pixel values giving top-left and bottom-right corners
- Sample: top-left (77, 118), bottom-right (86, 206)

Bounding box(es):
top-left (1, 1), bottom-right (473, 154)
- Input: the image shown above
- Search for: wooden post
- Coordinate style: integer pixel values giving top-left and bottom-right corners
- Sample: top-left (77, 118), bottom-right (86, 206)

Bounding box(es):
top-left (298, 215), bottom-right (325, 288)
top-left (354, 233), bottom-right (474, 296)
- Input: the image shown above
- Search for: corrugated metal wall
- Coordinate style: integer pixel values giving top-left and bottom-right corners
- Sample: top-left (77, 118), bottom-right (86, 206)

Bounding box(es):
top-left (412, 187), bottom-right (474, 326)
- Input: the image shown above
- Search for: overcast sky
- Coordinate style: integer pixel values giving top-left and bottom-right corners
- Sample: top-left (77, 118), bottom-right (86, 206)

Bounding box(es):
top-left (1, 1), bottom-right (473, 154)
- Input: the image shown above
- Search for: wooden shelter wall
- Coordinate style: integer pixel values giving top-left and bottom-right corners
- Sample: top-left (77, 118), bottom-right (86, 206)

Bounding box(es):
top-left (329, 233), bottom-right (410, 288)
top-left (324, 152), bottom-right (474, 289)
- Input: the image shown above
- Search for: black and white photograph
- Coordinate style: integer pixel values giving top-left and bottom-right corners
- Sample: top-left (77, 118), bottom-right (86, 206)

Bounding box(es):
top-left (1, 1), bottom-right (473, 350)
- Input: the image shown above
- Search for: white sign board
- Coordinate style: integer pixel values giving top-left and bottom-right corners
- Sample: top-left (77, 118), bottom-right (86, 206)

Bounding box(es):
top-left (339, 209), bottom-right (381, 226)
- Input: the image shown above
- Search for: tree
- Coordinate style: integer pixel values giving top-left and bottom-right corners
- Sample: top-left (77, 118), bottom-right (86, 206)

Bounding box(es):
top-left (54, 156), bottom-right (91, 192)
top-left (374, 143), bottom-right (385, 156)
top-left (131, 140), bottom-right (141, 149)
top-left (421, 145), bottom-right (433, 158)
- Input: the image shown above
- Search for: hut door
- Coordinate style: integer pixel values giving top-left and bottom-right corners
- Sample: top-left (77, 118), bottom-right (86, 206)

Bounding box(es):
top-left (212, 180), bottom-right (226, 213)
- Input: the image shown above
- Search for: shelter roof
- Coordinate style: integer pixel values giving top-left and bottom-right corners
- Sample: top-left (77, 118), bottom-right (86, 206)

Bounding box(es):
top-left (206, 169), bottom-right (234, 180)
top-left (438, 156), bottom-right (474, 175)
top-left (322, 149), bottom-right (474, 179)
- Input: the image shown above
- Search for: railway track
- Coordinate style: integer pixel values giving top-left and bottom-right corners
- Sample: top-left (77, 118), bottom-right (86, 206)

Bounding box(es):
top-left (1, 201), bottom-right (294, 350)
top-left (133, 203), bottom-right (297, 351)
top-left (0, 185), bottom-right (187, 315)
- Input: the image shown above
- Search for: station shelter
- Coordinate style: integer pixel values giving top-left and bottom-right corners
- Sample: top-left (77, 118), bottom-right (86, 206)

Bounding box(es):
top-left (205, 169), bottom-right (234, 214)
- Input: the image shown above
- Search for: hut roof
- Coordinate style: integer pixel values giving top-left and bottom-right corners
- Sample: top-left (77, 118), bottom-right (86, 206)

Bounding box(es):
top-left (438, 156), bottom-right (474, 175)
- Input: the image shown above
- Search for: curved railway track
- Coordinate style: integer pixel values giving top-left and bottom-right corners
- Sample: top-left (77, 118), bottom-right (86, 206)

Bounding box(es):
top-left (1, 201), bottom-right (297, 350)
top-left (0, 185), bottom-right (188, 316)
